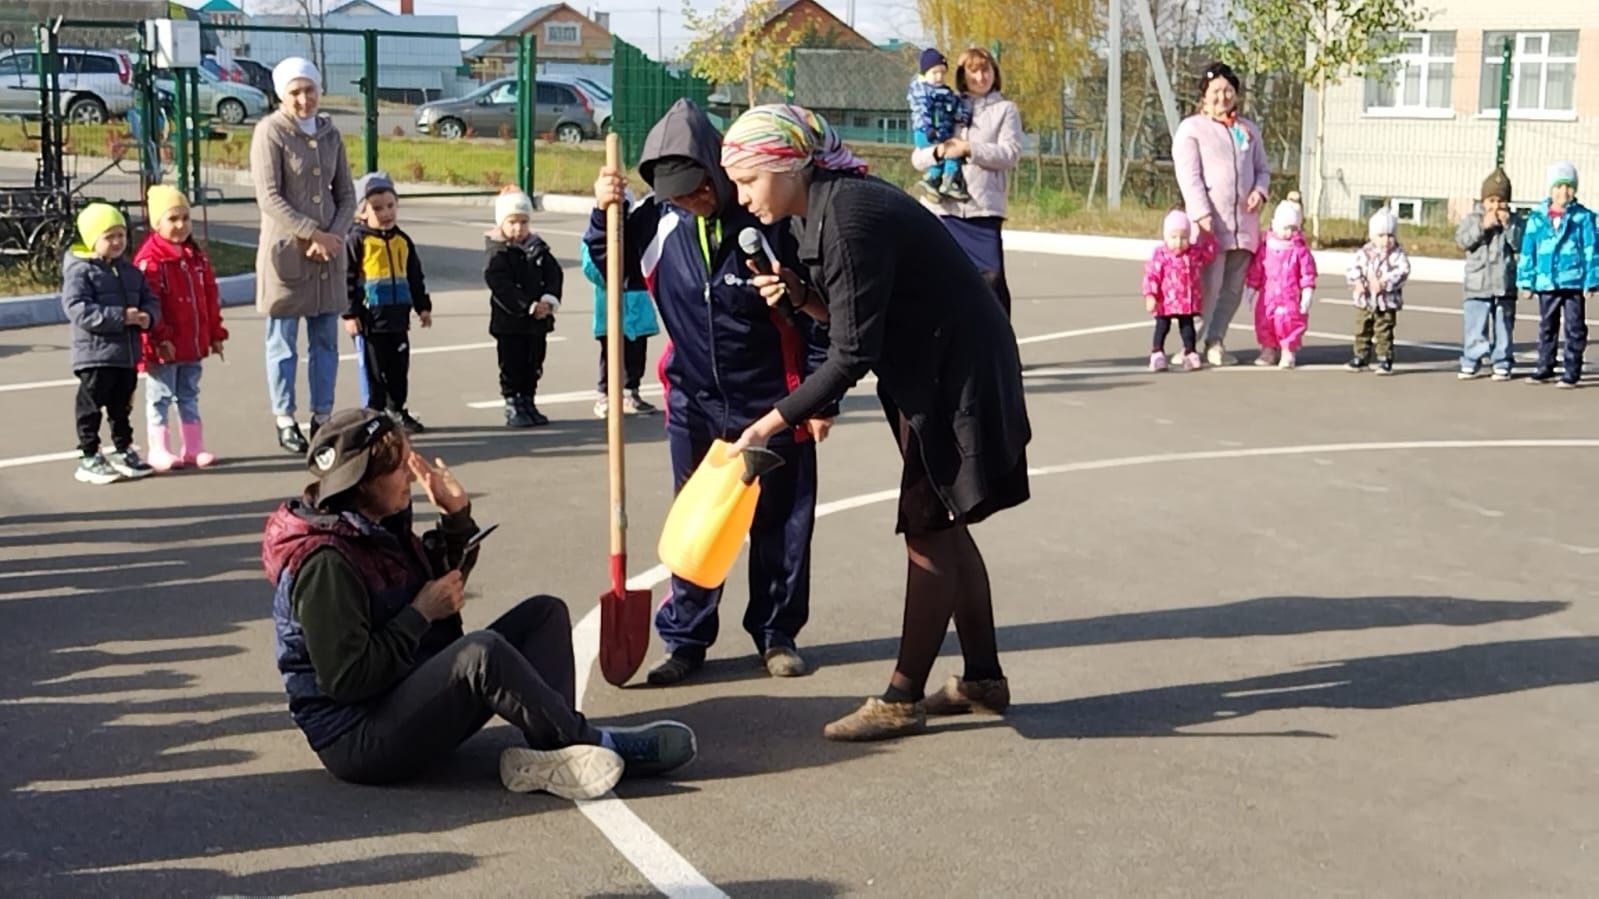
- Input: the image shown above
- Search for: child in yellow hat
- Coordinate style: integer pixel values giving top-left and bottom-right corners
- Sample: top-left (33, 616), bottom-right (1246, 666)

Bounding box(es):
top-left (133, 184), bottom-right (229, 470)
top-left (62, 202), bottom-right (161, 484)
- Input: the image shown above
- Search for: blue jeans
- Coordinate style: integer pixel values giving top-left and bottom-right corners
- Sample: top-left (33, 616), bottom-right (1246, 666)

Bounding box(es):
top-left (265, 314), bottom-right (339, 417)
top-left (914, 130), bottom-right (958, 182)
top-left (146, 361), bottom-right (203, 426)
top-left (1461, 296), bottom-right (1516, 373)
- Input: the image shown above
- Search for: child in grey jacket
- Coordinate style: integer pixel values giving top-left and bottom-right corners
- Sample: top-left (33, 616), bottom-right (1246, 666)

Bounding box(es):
top-left (62, 203), bottom-right (161, 484)
top-left (1456, 167), bottom-right (1523, 380)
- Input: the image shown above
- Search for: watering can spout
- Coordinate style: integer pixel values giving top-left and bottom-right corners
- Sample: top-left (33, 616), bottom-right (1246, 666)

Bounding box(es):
top-left (740, 446), bottom-right (785, 485)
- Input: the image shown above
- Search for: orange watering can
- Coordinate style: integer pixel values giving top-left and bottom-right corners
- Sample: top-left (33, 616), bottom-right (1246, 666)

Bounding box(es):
top-left (658, 441), bottom-right (786, 589)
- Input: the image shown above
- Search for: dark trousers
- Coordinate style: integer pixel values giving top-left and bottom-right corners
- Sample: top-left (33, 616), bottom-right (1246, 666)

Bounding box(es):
top-left (596, 336), bottom-right (648, 392)
top-left (656, 427), bottom-right (817, 658)
top-left (1354, 307), bottom-right (1399, 360)
top-left (1535, 290), bottom-right (1588, 383)
top-left (495, 331), bottom-right (548, 400)
top-left (981, 270), bottom-right (1012, 319)
top-left (315, 596), bottom-right (602, 785)
top-left (74, 366), bottom-right (138, 456)
top-left (1152, 315), bottom-right (1197, 354)
top-left (361, 331), bottom-right (411, 412)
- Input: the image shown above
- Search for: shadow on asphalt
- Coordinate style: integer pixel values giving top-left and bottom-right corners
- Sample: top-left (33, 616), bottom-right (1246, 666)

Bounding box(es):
top-left (1007, 636), bottom-right (1599, 738)
top-left (53, 852), bottom-right (480, 896)
top-left (794, 594), bottom-right (1569, 675)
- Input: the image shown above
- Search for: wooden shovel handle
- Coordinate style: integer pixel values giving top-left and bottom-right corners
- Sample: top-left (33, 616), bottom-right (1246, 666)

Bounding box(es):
top-left (605, 133), bottom-right (626, 556)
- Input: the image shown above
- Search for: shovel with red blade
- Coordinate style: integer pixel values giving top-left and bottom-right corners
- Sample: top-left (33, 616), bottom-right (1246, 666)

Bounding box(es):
top-left (598, 133), bottom-right (652, 687)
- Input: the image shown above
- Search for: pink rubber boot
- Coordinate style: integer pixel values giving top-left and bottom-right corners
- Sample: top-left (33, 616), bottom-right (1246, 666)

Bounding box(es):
top-left (146, 424), bottom-right (181, 472)
top-left (180, 420), bottom-right (216, 468)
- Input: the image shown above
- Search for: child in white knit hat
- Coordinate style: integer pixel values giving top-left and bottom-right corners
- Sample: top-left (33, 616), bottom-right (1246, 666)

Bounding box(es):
top-left (485, 186), bottom-right (563, 426)
top-left (1516, 160), bottom-right (1596, 387)
top-left (1345, 208), bottom-right (1411, 375)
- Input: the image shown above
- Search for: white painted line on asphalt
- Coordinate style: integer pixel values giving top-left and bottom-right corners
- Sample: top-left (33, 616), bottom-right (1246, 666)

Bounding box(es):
top-left (0, 450), bottom-right (79, 469)
top-left (574, 798), bottom-right (728, 899)
top-left (0, 339), bottom-right (566, 395)
top-left (467, 382), bottom-right (665, 410)
top-left (567, 436), bottom-right (1599, 895)
top-left (0, 377), bottom-right (79, 393)
top-left (1318, 297), bottom-right (1599, 327)
top-left (1016, 321), bottom-right (1149, 345)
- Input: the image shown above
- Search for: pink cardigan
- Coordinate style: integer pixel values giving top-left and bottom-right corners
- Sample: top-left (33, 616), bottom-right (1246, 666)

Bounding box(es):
top-left (910, 91), bottom-right (1022, 220)
top-left (1172, 113), bottom-right (1270, 253)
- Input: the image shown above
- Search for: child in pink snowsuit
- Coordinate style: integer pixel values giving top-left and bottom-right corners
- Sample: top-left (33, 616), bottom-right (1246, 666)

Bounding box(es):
top-left (1142, 209), bottom-right (1216, 371)
top-left (1247, 198), bottom-right (1318, 369)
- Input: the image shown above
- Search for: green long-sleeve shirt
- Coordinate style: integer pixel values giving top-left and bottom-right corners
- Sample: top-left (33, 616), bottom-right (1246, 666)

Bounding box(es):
top-left (291, 507), bottom-right (477, 704)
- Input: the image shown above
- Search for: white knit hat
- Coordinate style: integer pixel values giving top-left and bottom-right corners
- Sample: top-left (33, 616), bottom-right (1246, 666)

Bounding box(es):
top-left (1547, 160), bottom-right (1578, 191)
top-left (1271, 199), bottom-right (1302, 233)
top-left (1368, 208), bottom-right (1398, 239)
top-left (272, 57), bottom-right (321, 101)
top-left (494, 187), bottom-right (534, 225)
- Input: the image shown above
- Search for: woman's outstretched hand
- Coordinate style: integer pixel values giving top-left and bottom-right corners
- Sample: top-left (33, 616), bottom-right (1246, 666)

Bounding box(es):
top-left (409, 452), bottom-right (468, 515)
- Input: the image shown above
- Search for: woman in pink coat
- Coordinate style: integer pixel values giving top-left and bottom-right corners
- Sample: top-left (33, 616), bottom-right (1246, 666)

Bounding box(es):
top-left (1172, 62), bottom-right (1271, 366)
top-left (1246, 198), bottom-right (1318, 369)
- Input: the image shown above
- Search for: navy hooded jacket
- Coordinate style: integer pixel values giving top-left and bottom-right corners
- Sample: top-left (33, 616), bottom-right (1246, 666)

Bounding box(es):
top-left (583, 99), bottom-right (833, 441)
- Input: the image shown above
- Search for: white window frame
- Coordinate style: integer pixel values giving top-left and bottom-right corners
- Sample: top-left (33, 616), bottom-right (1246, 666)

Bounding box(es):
top-left (1479, 30), bottom-right (1578, 120)
top-left (1363, 31), bottom-right (1455, 118)
top-left (544, 21), bottom-right (580, 45)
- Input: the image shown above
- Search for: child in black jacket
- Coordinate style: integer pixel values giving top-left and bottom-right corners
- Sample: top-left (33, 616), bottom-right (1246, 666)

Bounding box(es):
top-left (486, 187), bottom-right (563, 427)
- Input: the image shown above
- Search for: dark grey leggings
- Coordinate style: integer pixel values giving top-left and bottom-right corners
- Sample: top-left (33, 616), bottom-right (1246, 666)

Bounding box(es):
top-left (317, 595), bottom-right (603, 784)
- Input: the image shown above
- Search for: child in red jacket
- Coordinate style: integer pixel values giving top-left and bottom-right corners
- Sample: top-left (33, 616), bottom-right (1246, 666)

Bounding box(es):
top-left (134, 185), bottom-right (229, 470)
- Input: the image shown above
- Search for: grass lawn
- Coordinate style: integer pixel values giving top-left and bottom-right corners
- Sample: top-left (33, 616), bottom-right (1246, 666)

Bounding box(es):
top-left (0, 238), bottom-right (256, 298)
top-left (0, 118), bottom-right (1463, 258)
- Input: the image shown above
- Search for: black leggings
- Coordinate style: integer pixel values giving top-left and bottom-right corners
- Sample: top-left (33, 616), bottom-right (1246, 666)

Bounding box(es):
top-left (1153, 315), bottom-right (1197, 354)
top-left (316, 595), bottom-right (602, 785)
top-left (888, 524), bottom-right (1003, 698)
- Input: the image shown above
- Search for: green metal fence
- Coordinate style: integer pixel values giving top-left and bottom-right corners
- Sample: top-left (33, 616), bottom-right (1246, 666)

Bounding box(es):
top-left (610, 37), bottom-right (710, 168)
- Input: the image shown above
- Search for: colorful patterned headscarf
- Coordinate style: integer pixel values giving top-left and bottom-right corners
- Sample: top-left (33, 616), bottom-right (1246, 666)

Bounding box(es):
top-left (720, 104), bottom-right (868, 175)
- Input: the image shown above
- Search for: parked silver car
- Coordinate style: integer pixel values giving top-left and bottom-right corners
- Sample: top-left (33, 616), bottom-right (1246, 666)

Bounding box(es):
top-left (541, 73), bottom-right (612, 134)
top-left (414, 77), bottom-right (599, 143)
top-left (0, 47), bottom-right (136, 123)
top-left (155, 67), bottom-right (270, 125)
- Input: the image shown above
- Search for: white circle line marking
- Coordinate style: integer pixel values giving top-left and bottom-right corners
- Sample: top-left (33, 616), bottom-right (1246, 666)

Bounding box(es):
top-left (570, 438), bottom-right (1599, 896)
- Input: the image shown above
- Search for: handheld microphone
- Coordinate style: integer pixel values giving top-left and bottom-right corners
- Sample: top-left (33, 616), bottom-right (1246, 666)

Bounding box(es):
top-left (738, 227), bottom-right (774, 276)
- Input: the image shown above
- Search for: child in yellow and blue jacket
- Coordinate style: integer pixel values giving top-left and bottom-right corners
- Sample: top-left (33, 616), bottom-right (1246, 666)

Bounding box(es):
top-left (345, 171), bottom-right (431, 431)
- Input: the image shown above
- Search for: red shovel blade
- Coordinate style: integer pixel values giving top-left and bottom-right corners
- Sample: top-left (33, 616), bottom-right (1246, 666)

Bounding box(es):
top-left (599, 556), bottom-right (651, 686)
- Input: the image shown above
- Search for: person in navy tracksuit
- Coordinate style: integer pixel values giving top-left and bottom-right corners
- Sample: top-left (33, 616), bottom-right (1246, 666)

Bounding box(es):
top-left (586, 99), bottom-right (834, 686)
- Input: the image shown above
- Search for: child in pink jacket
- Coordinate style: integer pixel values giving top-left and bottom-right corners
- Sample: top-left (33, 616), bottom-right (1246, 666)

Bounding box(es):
top-left (1246, 198), bottom-right (1318, 369)
top-left (1142, 209), bottom-right (1216, 371)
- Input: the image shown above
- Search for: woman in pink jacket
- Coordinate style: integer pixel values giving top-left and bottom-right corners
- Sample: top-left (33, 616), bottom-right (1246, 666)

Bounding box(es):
top-left (1172, 62), bottom-right (1270, 366)
top-left (910, 47), bottom-right (1022, 317)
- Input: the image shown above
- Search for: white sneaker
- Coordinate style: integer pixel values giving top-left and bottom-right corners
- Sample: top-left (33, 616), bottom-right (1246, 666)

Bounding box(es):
top-left (1205, 343), bottom-right (1237, 367)
top-left (592, 395), bottom-right (608, 419)
top-left (1278, 350), bottom-right (1297, 370)
top-left (499, 745), bottom-right (623, 799)
top-left (1255, 348), bottom-right (1279, 367)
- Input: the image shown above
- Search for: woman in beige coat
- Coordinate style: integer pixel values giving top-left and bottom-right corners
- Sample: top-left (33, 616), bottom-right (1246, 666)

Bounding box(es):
top-left (251, 58), bottom-right (356, 453)
top-left (909, 47), bottom-right (1022, 317)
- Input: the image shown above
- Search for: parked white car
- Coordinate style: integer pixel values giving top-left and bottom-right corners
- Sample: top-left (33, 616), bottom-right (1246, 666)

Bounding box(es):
top-left (0, 47), bottom-right (136, 123)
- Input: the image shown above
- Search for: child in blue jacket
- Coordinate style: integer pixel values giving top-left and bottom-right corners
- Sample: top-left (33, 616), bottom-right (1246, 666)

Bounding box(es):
top-left (1517, 161), bottom-right (1598, 387)
top-left (580, 240), bottom-right (659, 417)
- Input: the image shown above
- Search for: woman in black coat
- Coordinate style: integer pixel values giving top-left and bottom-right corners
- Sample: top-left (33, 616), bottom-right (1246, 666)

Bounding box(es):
top-left (720, 104), bottom-right (1031, 741)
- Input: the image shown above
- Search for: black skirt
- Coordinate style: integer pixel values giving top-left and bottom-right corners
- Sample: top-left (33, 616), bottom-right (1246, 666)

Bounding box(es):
top-left (893, 412), bottom-right (1030, 536)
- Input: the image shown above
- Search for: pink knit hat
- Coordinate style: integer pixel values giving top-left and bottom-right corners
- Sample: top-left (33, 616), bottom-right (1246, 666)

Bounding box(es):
top-left (1162, 209), bottom-right (1191, 237)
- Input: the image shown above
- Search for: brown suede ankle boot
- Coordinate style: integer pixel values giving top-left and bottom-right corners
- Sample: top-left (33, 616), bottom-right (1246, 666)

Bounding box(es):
top-left (822, 697), bottom-right (927, 741)
top-left (922, 674), bottom-right (1010, 716)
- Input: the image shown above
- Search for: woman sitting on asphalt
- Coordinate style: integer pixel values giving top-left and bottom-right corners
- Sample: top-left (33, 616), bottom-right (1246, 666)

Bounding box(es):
top-left (261, 408), bottom-right (696, 795)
